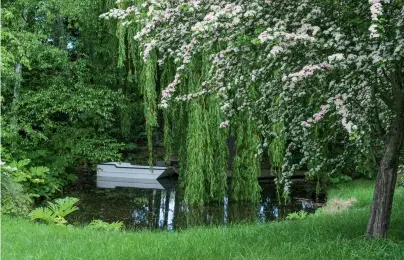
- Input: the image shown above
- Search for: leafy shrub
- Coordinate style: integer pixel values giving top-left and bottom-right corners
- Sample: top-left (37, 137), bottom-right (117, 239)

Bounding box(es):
top-left (29, 197), bottom-right (79, 225)
top-left (88, 219), bottom-right (123, 231)
top-left (1, 163), bottom-right (32, 216)
top-left (0, 156), bottom-right (65, 200)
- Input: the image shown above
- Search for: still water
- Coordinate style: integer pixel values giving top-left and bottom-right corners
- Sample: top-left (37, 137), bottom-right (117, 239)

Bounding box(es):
top-left (65, 181), bottom-right (324, 231)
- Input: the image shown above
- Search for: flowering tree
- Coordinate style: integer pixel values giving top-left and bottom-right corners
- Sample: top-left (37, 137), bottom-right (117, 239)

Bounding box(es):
top-left (103, 0), bottom-right (404, 237)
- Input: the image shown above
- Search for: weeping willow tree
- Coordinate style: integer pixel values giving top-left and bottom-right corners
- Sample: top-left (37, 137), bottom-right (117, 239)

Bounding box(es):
top-left (104, 3), bottom-right (261, 205)
top-left (114, 30), bottom-right (261, 204)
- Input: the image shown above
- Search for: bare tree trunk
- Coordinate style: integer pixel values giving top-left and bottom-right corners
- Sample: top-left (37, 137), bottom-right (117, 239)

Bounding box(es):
top-left (366, 112), bottom-right (404, 238)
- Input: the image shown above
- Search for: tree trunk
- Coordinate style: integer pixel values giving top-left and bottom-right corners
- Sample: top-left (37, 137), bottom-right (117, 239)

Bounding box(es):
top-left (366, 112), bottom-right (404, 238)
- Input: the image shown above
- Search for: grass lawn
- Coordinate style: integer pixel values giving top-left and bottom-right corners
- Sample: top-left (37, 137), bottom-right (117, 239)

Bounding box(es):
top-left (2, 180), bottom-right (404, 260)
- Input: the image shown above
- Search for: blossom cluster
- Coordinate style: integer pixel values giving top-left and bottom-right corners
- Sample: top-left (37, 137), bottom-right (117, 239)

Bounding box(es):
top-left (174, 89), bottom-right (211, 102)
top-left (302, 95), bottom-right (357, 135)
top-left (334, 95), bottom-right (357, 134)
top-left (368, 0), bottom-right (387, 38)
top-left (301, 105), bottom-right (329, 127)
top-left (285, 62), bottom-right (331, 83)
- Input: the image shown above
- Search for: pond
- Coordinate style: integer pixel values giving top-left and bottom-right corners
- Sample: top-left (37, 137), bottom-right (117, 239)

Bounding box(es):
top-left (64, 180), bottom-right (325, 231)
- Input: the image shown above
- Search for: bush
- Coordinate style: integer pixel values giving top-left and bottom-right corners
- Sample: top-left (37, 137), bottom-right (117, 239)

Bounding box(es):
top-left (1, 162), bottom-right (32, 216)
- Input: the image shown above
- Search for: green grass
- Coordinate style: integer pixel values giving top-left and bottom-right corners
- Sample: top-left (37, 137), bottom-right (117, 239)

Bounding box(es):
top-left (2, 180), bottom-right (404, 260)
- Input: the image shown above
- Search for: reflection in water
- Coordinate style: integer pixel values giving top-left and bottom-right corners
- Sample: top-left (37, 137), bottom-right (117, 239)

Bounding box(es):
top-left (159, 189), bottom-right (167, 229)
top-left (167, 190), bottom-right (175, 231)
top-left (224, 196), bottom-right (229, 225)
top-left (66, 182), bottom-right (324, 231)
top-left (273, 206), bottom-right (279, 218)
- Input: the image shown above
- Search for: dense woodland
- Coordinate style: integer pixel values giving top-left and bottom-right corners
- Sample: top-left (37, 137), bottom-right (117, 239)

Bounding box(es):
top-left (1, 0), bottom-right (404, 240)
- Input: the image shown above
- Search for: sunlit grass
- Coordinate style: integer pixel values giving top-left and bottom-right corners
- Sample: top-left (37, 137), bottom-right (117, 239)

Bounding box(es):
top-left (2, 181), bottom-right (404, 260)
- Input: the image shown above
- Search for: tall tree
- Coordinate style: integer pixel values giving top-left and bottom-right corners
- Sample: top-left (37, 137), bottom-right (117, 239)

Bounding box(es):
top-left (1, 0), bottom-right (136, 197)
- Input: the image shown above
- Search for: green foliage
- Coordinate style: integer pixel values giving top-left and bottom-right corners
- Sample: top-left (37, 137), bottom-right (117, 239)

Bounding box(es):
top-left (231, 115), bottom-right (261, 203)
top-left (141, 51), bottom-right (158, 166)
top-left (161, 62), bottom-right (175, 163)
top-left (286, 210), bottom-right (308, 221)
top-left (1, 168), bottom-right (32, 216)
top-left (3, 157), bottom-right (66, 199)
top-left (88, 220), bottom-right (123, 231)
top-left (329, 175), bottom-right (353, 184)
top-left (269, 122), bottom-right (286, 171)
top-left (183, 59), bottom-right (206, 205)
top-left (1, 0), bottom-right (132, 199)
top-left (179, 57), bottom-right (229, 204)
top-left (29, 207), bottom-right (56, 224)
top-left (29, 197), bottom-right (79, 225)
top-left (204, 95), bottom-right (228, 201)
top-left (268, 115), bottom-right (287, 201)
top-left (47, 197), bottom-right (80, 218)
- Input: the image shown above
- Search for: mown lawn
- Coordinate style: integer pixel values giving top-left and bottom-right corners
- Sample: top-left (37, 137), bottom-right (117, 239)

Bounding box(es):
top-left (2, 180), bottom-right (404, 260)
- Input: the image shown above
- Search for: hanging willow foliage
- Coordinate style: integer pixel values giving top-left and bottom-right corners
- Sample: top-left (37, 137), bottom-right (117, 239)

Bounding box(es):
top-left (231, 115), bottom-right (261, 203)
top-left (161, 61), bottom-right (175, 164)
top-left (268, 98), bottom-right (287, 201)
top-left (174, 55), bottom-right (230, 205)
top-left (115, 0), bottom-right (146, 142)
top-left (183, 58), bottom-right (206, 205)
top-left (111, 1), bottom-right (258, 204)
top-left (141, 50), bottom-right (157, 166)
top-left (203, 94), bottom-right (228, 201)
top-left (269, 120), bottom-right (286, 202)
top-left (116, 0), bottom-right (159, 165)
top-left (201, 54), bottom-right (228, 202)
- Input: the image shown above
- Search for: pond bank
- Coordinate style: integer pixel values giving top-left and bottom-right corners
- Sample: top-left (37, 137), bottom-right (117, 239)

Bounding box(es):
top-left (2, 181), bottom-right (404, 260)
